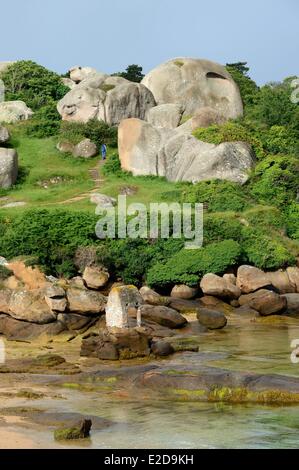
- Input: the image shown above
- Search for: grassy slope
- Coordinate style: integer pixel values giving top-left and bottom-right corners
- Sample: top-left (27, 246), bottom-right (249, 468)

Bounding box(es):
top-left (0, 125), bottom-right (186, 215)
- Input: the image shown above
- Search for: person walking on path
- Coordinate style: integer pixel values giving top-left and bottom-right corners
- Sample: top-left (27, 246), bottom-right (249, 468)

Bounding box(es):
top-left (101, 143), bottom-right (107, 161)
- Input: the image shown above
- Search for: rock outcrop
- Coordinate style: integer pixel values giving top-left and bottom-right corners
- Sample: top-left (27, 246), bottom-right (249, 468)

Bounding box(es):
top-left (119, 118), bottom-right (255, 184)
top-left (57, 74), bottom-right (156, 125)
top-left (0, 101), bottom-right (33, 123)
top-left (141, 58), bottom-right (243, 119)
top-left (0, 148), bottom-right (18, 188)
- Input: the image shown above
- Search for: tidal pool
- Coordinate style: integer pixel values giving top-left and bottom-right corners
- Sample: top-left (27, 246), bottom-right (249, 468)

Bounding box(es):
top-left (1, 316), bottom-right (299, 449)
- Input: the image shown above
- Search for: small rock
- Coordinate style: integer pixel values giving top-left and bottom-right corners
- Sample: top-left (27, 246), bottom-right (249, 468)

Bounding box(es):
top-left (151, 341), bottom-right (175, 357)
top-left (239, 289), bottom-right (287, 316)
top-left (73, 139), bottom-right (98, 158)
top-left (237, 265), bottom-right (272, 294)
top-left (83, 266), bottom-right (109, 289)
top-left (200, 273), bottom-right (241, 299)
top-left (0, 126), bottom-right (10, 144)
top-left (281, 294), bottom-right (299, 315)
top-left (140, 286), bottom-right (170, 306)
top-left (171, 284), bottom-right (198, 300)
top-left (287, 267), bottom-right (299, 293)
top-left (139, 305), bottom-right (187, 329)
top-left (56, 141), bottom-right (75, 154)
top-left (90, 193), bottom-right (117, 209)
top-left (45, 297), bottom-right (67, 312)
top-left (196, 308), bottom-right (227, 330)
top-left (66, 288), bottom-right (106, 315)
top-left (57, 313), bottom-right (92, 331)
top-left (54, 419), bottom-right (92, 441)
top-left (223, 273), bottom-right (237, 286)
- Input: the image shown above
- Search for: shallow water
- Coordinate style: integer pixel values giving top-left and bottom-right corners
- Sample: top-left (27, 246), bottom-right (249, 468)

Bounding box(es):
top-left (1, 317), bottom-right (299, 449)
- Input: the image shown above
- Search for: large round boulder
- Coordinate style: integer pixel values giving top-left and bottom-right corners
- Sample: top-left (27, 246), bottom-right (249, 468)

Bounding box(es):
top-left (0, 148), bottom-right (18, 188)
top-left (141, 58), bottom-right (243, 119)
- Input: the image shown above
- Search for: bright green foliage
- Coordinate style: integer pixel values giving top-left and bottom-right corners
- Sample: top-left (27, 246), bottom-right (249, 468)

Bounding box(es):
top-left (1, 60), bottom-right (69, 110)
top-left (203, 214), bottom-right (244, 244)
top-left (98, 238), bottom-right (185, 286)
top-left (25, 101), bottom-right (61, 138)
top-left (193, 120), bottom-right (265, 158)
top-left (146, 240), bottom-right (242, 288)
top-left (0, 210), bottom-right (98, 277)
top-left (241, 227), bottom-right (296, 269)
top-left (181, 180), bottom-right (251, 213)
top-left (243, 206), bottom-right (286, 231)
top-left (285, 202), bottom-right (299, 240)
top-left (249, 155), bottom-right (299, 206)
top-left (102, 153), bottom-right (123, 176)
top-left (59, 119), bottom-right (117, 149)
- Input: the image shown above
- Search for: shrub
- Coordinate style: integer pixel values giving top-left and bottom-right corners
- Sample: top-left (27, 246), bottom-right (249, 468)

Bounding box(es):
top-left (59, 119), bottom-right (117, 149)
top-left (193, 120), bottom-right (264, 158)
top-left (1, 60), bottom-right (68, 110)
top-left (285, 202), bottom-right (299, 240)
top-left (261, 125), bottom-right (299, 155)
top-left (249, 155), bottom-right (299, 206)
top-left (0, 210), bottom-right (98, 277)
top-left (98, 238), bottom-right (185, 286)
top-left (181, 180), bottom-right (251, 213)
top-left (146, 240), bottom-right (242, 289)
top-left (226, 62), bottom-right (259, 107)
top-left (203, 214), bottom-right (244, 244)
top-left (102, 153), bottom-right (123, 176)
top-left (241, 227), bottom-right (296, 269)
top-left (25, 101), bottom-right (61, 138)
top-left (243, 206), bottom-right (286, 231)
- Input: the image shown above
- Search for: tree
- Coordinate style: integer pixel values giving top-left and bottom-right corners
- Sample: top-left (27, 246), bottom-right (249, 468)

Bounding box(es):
top-left (0, 60), bottom-right (69, 110)
top-left (112, 64), bottom-right (144, 83)
top-left (226, 62), bottom-right (259, 107)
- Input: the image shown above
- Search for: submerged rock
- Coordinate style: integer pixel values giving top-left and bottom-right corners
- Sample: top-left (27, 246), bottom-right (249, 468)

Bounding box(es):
top-left (196, 308), bottom-right (227, 330)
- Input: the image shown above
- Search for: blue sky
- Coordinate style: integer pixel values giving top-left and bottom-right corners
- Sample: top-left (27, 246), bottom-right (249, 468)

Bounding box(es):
top-left (0, 0), bottom-right (298, 84)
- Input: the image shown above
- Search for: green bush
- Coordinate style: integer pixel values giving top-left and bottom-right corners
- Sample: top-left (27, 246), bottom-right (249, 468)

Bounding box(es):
top-left (98, 238), bottom-right (185, 286)
top-left (203, 214), bottom-right (244, 244)
top-left (285, 203), bottom-right (299, 240)
top-left (241, 227), bottom-right (296, 269)
top-left (261, 125), bottom-right (299, 155)
top-left (25, 102), bottom-right (61, 138)
top-left (243, 206), bottom-right (286, 231)
top-left (193, 120), bottom-right (264, 158)
top-left (226, 62), bottom-right (259, 107)
top-left (146, 240), bottom-right (242, 288)
top-left (1, 60), bottom-right (68, 110)
top-left (181, 180), bottom-right (251, 213)
top-left (59, 119), bottom-right (117, 149)
top-left (249, 155), bottom-right (299, 206)
top-left (102, 152), bottom-right (123, 176)
top-left (0, 210), bottom-right (98, 277)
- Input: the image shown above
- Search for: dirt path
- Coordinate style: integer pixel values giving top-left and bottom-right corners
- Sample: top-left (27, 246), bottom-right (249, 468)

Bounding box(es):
top-left (57, 161), bottom-right (106, 205)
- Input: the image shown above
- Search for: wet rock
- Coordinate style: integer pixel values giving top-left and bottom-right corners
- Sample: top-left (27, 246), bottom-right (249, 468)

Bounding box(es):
top-left (151, 341), bottom-right (175, 357)
top-left (281, 294), bottom-right (299, 315)
top-left (57, 313), bottom-right (93, 331)
top-left (168, 298), bottom-right (204, 314)
top-left (139, 305), bottom-right (187, 329)
top-left (83, 266), bottom-right (110, 289)
top-left (54, 419), bottom-right (92, 441)
top-left (66, 288), bottom-right (106, 315)
top-left (0, 315), bottom-right (66, 341)
top-left (81, 328), bottom-right (151, 360)
top-left (239, 289), bottom-right (287, 316)
top-left (200, 273), bottom-right (241, 299)
top-left (266, 270), bottom-right (296, 294)
top-left (237, 265), bottom-right (272, 294)
top-left (170, 284), bottom-right (198, 300)
top-left (140, 286), bottom-right (170, 306)
top-left (196, 308), bottom-right (227, 330)
top-left (106, 285), bottom-right (143, 329)
top-left (287, 267), bottom-right (299, 293)
top-left (197, 296), bottom-right (234, 316)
